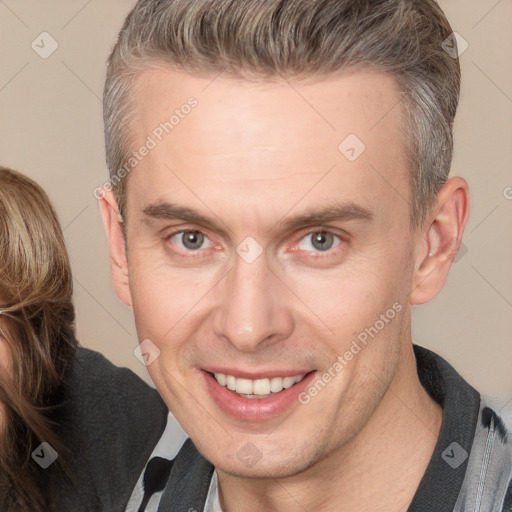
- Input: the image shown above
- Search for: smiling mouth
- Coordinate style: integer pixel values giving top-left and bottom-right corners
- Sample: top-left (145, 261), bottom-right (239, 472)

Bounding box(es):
top-left (209, 371), bottom-right (311, 399)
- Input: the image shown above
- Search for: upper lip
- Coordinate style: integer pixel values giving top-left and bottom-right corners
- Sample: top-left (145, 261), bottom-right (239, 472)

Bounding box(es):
top-left (202, 368), bottom-right (314, 380)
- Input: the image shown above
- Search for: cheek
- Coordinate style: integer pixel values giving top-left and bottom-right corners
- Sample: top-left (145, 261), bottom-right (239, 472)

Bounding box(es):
top-left (130, 277), bottom-right (190, 348)
top-left (128, 251), bottom-right (220, 368)
top-left (283, 249), bottom-right (409, 337)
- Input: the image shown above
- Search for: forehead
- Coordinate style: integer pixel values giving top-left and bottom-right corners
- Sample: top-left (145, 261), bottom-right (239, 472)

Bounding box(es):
top-left (131, 67), bottom-right (405, 147)
top-left (124, 67), bottom-right (410, 229)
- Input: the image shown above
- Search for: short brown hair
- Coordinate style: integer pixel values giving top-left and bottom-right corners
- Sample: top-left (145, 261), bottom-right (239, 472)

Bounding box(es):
top-left (0, 167), bottom-right (77, 511)
top-left (104, 0), bottom-right (460, 226)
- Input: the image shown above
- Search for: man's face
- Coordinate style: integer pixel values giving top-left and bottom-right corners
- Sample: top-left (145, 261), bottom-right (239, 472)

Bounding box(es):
top-left (121, 68), bottom-right (419, 477)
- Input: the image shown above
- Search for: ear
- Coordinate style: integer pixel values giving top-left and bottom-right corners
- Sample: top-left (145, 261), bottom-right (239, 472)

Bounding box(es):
top-left (410, 176), bottom-right (470, 305)
top-left (99, 188), bottom-right (132, 307)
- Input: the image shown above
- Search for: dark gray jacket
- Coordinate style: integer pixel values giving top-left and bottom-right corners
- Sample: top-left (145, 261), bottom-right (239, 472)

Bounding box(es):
top-left (51, 347), bottom-right (169, 511)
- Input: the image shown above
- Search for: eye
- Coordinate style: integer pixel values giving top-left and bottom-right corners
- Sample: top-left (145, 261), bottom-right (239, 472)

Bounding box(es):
top-left (297, 231), bottom-right (341, 252)
top-left (168, 230), bottom-right (213, 251)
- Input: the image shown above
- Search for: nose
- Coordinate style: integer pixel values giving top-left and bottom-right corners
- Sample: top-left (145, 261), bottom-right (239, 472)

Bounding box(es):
top-left (211, 249), bottom-right (293, 353)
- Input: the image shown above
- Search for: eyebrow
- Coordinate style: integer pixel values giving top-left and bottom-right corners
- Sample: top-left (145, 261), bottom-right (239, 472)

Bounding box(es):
top-left (272, 202), bottom-right (374, 233)
top-left (141, 200), bottom-right (374, 234)
top-left (142, 203), bottom-right (228, 234)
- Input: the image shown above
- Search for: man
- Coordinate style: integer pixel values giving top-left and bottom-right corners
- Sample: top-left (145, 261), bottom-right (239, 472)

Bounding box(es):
top-left (99, 0), bottom-right (512, 510)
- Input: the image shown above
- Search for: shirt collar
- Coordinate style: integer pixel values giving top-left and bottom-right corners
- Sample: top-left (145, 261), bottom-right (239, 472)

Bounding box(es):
top-left (406, 345), bottom-right (481, 511)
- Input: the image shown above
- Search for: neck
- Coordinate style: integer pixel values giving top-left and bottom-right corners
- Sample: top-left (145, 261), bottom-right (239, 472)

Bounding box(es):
top-left (216, 343), bottom-right (443, 512)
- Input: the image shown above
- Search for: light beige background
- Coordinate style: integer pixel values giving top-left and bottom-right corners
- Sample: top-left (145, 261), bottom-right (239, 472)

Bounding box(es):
top-left (0, 1), bottom-right (511, 404)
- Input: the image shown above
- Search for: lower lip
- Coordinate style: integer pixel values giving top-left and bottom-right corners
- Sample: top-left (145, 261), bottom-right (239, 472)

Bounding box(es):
top-left (202, 370), bottom-right (317, 421)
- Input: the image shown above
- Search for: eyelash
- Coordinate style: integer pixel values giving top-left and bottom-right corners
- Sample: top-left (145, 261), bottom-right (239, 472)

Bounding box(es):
top-left (163, 227), bottom-right (346, 259)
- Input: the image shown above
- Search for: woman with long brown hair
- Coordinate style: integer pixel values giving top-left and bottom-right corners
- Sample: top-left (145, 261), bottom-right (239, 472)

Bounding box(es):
top-left (0, 166), bottom-right (77, 510)
top-left (0, 166), bottom-right (169, 511)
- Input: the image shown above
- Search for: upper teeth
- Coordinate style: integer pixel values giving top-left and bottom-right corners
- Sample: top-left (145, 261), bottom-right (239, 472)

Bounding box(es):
top-left (213, 373), bottom-right (306, 395)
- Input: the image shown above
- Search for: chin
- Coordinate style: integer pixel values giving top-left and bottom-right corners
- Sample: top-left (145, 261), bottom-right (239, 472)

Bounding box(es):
top-left (201, 434), bottom-right (323, 480)
top-left (217, 458), bottom-right (309, 480)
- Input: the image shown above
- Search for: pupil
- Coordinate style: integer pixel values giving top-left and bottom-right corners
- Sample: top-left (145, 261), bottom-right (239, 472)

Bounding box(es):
top-left (183, 231), bottom-right (203, 250)
top-left (312, 232), bottom-right (333, 251)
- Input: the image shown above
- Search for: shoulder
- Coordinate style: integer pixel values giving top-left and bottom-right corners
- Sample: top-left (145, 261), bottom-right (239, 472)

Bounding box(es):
top-left (54, 346), bottom-right (168, 511)
top-left (496, 404), bottom-right (512, 512)
top-left (61, 345), bottom-right (169, 458)
top-left (504, 481), bottom-right (512, 512)
top-left (411, 346), bottom-right (511, 511)
top-left (458, 398), bottom-right (512, 512)
top-left (68, 346), bottom-right (164, 409)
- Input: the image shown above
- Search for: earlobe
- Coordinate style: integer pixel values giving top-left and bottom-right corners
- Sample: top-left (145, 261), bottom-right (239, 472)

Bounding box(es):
top-left (410, 177), bottom-right (470, 305)
top-left (99, 188), bottom-right (133, 308)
